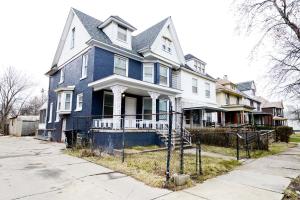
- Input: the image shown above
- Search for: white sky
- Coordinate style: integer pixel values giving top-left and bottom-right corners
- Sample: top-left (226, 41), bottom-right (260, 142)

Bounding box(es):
top-left (0, 0), bottom-right (277, 100)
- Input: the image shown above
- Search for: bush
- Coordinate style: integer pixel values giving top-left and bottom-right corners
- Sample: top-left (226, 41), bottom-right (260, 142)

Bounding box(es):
top-left (188, 128), bottom-right (236, 147)
top-left (276, 126), bottom-right (293, 143)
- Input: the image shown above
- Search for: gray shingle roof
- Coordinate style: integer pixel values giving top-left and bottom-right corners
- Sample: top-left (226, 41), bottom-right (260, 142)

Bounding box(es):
top-left (132, 17), bottom-right (169, 51)
top-left (236, 81), bottom-right (254, 91)
top-left (184, 54), bottom-right (206, 64)
top-left (182, 64), bottom-right (215, 81)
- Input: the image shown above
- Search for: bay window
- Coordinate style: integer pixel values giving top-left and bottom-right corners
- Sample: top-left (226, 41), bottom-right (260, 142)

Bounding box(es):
top-left (159, 65), bottom-right (168, 86)
top-left (114, 55), bottom-right (128, 76)
top-left (143, 63), bottom-right (154, 83)
top-left (143, 98), bottom-right (152, 120)
top-left (56, 91), bottom-right (73, 116)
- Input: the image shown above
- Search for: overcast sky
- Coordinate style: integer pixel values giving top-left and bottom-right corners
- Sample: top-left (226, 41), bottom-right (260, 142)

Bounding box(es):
top-left (0, 0), bottom-right (276, 100)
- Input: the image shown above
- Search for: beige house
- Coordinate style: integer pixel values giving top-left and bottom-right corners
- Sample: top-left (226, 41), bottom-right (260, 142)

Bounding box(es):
top-left (9, 116), bottom-right (39, 137)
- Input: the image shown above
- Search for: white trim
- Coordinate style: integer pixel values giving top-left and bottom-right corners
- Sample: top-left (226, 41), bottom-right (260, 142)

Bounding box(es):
top-left (58, 68), bottom-right (64, 84)
top-left (180, 67), bottom-right (216, 82)
top-left (98, 16), bottom-right (137, 31)
top-left (54, 85), bottom-right (75, 92)
top-left (159, 64), bottom-right (169, 87)
top-left (143, 63), bottom-right (154, 83)
top-left (75, 93), bottom-right (83, 111)
top-left (48, 102), bottom-right (53, 123)
top-left (80, 53), bottom-right (88, 79)
top-left (143, 51), bottom-right (180, 68)
top-left (88, 74), bottom-right (181, 96)
top-left (114, 54), bottom-right (129, 77)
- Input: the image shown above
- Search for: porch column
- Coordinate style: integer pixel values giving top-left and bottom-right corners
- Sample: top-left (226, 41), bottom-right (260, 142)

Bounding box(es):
top-left (111, 85), bottom-right (127, 129)
top-left (221, 111), bottom-right (226, 126)
top-left (148, 91), bottom-right (160, 128)
top-left (169, 96), bottom-right (176, 129)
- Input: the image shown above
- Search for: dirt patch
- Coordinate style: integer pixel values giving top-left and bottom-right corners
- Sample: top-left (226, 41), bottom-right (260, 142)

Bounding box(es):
top-left (283, 176), bottom-right (300, 200)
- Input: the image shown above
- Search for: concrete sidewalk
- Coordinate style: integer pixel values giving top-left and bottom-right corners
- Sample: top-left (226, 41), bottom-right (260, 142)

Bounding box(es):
top-left (0, 136), bottom-right (299, 200)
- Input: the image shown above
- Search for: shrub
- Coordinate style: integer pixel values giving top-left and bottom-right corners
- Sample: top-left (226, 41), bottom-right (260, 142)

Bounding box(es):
top-left (275, 126), bottom-right (293, 143)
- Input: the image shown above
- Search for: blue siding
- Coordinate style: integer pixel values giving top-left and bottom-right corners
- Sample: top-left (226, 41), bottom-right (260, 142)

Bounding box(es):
top-left (169, 69), bottom-right (172, 88)
top-left (93, 47), bottom-right (114, 81)
top-left (154, 63), bottom-right (160, 84)
top-left (128, 59), bottom-right (142, 80)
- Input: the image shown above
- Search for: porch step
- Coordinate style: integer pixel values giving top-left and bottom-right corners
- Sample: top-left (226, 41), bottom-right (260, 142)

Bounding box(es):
top-left (156, 130), bottom-right (192, 148)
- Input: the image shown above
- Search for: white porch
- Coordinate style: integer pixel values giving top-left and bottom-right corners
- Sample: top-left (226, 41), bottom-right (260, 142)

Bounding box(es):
top-left (88, 75), bottom-right (182, 130)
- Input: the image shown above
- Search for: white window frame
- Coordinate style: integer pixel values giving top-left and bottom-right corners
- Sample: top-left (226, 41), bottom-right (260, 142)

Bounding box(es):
top-left (143, 63), bottom-right (154, 83)
top-left (114, 55), bottom-right (128, 77)
top-left (59, 68), bottom-right (64, 84)
top-left (81, 53), bottom-right (88, 79)
top-left (75, 93), bottom-right (83, 111)
top-left (55, 93), bottom-right (61, 122)
top-left (159, 65), bottom-right (169, 87)
top-left (70, 27), bottom-right (75, 49)
top-left (192, 78), bottom-right (198, 93)
top-left (56, 92), bottom-right (73, 114)
top-left (162, 37), bottom-right (172, 54)
top-left (48, 102), bottom-right (53, 123)
top-left (205, 82), bottom-right (210, 98)
top-left (117, 25), bottom-right (127, 42)
top-left (142, 97), bottom-right (152, 120)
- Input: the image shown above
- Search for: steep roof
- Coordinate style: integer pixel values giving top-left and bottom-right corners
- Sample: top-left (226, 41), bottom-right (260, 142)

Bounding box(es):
top-left (236, 81), bottom-right (254, 91)
top-left (184, 54), bottom-right (206, 64)
top-left (262, 101), bottom-right (283, 109)
top-left (132, 17), bottom-right (169, 51)
top-left (182, 64), bottom-right (215, 81)
top-left (217, 78), bottom-right (233, 85)
top-left (110, 15), bottom-right (136, 30)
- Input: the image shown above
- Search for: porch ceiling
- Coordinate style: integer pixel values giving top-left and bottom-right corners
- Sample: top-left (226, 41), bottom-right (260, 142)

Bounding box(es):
top-left (221, 104), bottom-right (254, 112)
top-left (88, 74), bottom-right (182, 96)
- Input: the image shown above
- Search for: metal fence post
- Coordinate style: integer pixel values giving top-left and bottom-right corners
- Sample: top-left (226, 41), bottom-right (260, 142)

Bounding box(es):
top-left (196, 142), bottom-right (199, 173)
top-left (266, 131), bottom-right (269, 151)
top-left (236, 133), bottom-right (240, 160)
top-left (199, 139), bottom-right (202, 175)
top-left (122, 115), bottom-right (125, 163)
top-left (180, 111), bottom-right (184, 174)
top-left (246, 132), bottom-right (250, 158)
top-left (166, 105), bottom-right (173, 182)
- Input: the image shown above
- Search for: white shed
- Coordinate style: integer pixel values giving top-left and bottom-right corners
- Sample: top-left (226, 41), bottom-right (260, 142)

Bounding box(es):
top-left (9, 116), bottom-right (39, 136)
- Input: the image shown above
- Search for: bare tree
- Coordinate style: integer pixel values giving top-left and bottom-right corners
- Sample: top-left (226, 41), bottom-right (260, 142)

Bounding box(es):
top-left (0, 66), bottom-right (32, 134)
top-left (19, 95), bottom-right (47, 116)
top-left (234, 0), bottom-right (300, 98)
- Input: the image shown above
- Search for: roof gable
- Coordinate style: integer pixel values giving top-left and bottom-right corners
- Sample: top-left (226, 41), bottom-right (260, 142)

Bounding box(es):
top-left (236, 81), bottom-right (255, 91)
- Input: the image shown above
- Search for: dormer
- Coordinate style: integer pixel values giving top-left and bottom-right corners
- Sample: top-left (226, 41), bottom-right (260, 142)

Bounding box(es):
top-left (99, 16), bottom-right (137, 50)
top-left (185, 54), bottom-right (206, 74)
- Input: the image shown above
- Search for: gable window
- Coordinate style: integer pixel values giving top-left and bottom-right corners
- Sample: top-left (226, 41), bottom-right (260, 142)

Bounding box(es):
top-left (159, 65), bottom-right (169, 86)
top-left (59, 68), bottom-right (64, 84)
top-left (159, 99), bottom-right (168, 120)
top-left (225, 93), bottom-right (230, 105)
top-left (192, 78), bottom-right (198, 93)
top-left (114, 55), bottom-right (128, 76)
top-left (48, 103), bottom-right (53, 123)
top-left (81, 54), bottom-right (88, 79)
top-left (70, 27), bottom-right (75, 49)
top-left (162, 37), bottom-right (172, 53)
top-left (103, 93), bottom-right (113, 118)
top-left (205, 83), bottom-right (210, 98)
top-left (117, 25), bottom-right (127, 42)
top-left (76, 93), bottom-right (83, 111)
top-left (143, 63), bottom-right (154, 83)
top-left (143, 98), bottom-right (152, 120)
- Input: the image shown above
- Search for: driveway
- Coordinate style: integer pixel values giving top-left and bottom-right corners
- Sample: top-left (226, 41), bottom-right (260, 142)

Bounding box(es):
top-left (1, 136), bottom-right (300, 200)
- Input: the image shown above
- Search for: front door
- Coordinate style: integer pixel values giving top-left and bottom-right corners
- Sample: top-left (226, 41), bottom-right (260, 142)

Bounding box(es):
top-left (125, 97), bottom-right (137, 128)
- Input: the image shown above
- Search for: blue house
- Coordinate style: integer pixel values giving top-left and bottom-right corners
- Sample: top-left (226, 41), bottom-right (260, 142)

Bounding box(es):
top-left (44, 8), bottom-right (189, 148)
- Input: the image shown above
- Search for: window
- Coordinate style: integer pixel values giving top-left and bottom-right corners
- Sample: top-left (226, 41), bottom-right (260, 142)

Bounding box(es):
top-left (114, 55), bottom-right (128, 76)
top-left (56, 93), bottom-right (62, 122)
top-left (143, 98), bottom-right (152, 120)
top-left (225, 93), bottom-right (230, 105)
top-left (236, 97), bottom-right (240, 105)
top-left (162, 37), bottom-right (172, 53)
top-left (117, 25), bottom-right (127, 42)
top-left (250, 100), bottom-right (254, 107)
top-left (39, 109), bottom-right (46, 123)
top-left (257, 103), bottom-right (261, 111)
top-left (56, 92), bottom-right (73, 115)
top-left (81, 54), bottom-right (88, 79)
top-left (159, 100), bottom-right (168, 120)
top-left (143, 63), bottom-right (154, 83)
top-left (103, 93), bottom-right (113, 118)
top-left (59, 68), bottom-right (64, 84)
top-left (48, 103), bottom-right (53, 123)
top-left (159, 65), bottom-right (168, 86)
top-left (205, 83), bottom-right (210, 98)
top-left (65, 93), bottom-right (71, 110)
top-left (192, 78), bottom-right (198, 93)
top-left (70, 27), bottom-right (75, 49)
top-left (76, 93), bottom-right (83, 111)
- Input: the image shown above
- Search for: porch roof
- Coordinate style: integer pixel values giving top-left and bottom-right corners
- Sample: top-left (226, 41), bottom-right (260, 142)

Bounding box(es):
top-left (221, 104), bottom-right (254, 112)
top-left (88, 74), bottom-right (182, 96)
top-left (273, 116), bottom-right (287, 121)
top-left (183, 105), bottom-right (226, 112)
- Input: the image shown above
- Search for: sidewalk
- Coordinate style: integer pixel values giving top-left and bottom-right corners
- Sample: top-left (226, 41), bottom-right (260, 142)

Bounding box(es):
top-left (158, 144), bottom-right (300, 200)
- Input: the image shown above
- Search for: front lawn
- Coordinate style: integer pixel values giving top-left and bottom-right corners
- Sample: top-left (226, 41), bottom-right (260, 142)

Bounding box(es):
top-left (290, 134), bottom-right (300, 143)
top-left (201, 142), bottom-right (297, 159)
top-left (65, 148), bottom-right (240, 190)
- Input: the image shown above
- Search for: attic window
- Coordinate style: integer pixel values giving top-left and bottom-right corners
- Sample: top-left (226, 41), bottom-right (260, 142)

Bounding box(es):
top-left (117, 25), bottom-right (127, 42)
top-left (70, 27), bottom-right (75, 49)
top-left (162, 37), bottom-right (172, 53)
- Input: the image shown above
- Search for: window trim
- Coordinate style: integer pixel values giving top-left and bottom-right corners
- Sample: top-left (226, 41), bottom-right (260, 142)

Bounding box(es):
top-left (205, 82), bottom-right (210, 98)
top-left (48, 102), bottom-right (53, 123)
top-left (102, 91), bottom-right (114, 118)
top-left (159, 65), bottom-right (169, 87)
top-left (80, 53), bottom-right (88, 80)
top-left (114, 55), bottom-right (128, 77)
top-left (192, 78), bottom-right (198, 94)
top-left (59, 68), bottom-right (64, 84)
top-left (117, 25), bottom-right (127, 42)
top-left (142, 97), bottom-right (152, 120)
top-left (143, 63), bottom-right (154, 83)
top-left (75, 93), bottom-right (83, 111)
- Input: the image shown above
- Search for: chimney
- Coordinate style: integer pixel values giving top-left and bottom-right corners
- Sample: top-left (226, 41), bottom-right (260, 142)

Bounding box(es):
top-left (223, 75), bottom-right (228, 80)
